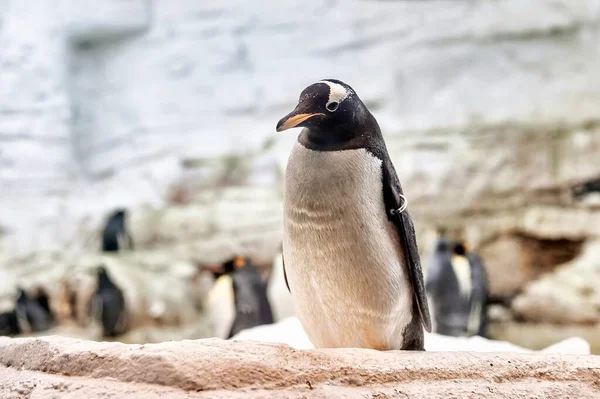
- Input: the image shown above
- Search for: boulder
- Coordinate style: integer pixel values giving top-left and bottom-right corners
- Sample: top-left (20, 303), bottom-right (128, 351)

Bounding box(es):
top-left (0, 335), bottom-right (598, 398)
top-left (512, 239), bottom-right (600, 324)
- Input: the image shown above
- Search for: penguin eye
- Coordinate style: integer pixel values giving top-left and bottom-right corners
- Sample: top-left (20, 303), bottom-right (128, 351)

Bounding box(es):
top-left (326, 101), bottom-right (339, 112)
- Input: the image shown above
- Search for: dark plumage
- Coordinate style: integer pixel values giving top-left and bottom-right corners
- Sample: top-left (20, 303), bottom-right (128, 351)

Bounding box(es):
top-left (426, 236), bottom-right (489, 338)
top-left (226, 258), bottom-right (274, 338)
top-left (465, 249), bottom-right (490, 338)
top-left (91, 266), bottom-right (127, 337)
top-left (101, 209), bottom-right (134, 252)
top-left (0, 310), bottom-right (21, 336)
top-left (15, 288), bottom-right (53, 333)
top-left (212, 258), bottom-right (237, 281)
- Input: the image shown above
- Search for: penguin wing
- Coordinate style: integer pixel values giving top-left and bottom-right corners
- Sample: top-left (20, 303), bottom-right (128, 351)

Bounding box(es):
top-left (281, 252), bottom-right (291, 293)
top-left (381, 158), bottom-right (433, 333)
top-left (468, 253), bottom-right (489, 301)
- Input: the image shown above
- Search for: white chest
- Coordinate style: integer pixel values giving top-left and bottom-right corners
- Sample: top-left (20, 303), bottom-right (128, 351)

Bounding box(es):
top-left (282, 142), bottom-right (413, 349)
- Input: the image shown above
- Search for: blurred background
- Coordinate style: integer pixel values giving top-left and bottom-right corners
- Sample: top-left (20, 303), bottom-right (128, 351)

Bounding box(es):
top-left (1, 1), bottom-right (599, 353)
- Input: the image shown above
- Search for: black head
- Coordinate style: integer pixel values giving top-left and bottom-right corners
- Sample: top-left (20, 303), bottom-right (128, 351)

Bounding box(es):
top-left (108, 209), bottom-right (126, 222)
top-left (276, 79), bottom-right (375, 145)
top-left (16, 287), bottom-right (28, 303)
top-left (453, 242), bottom-right (468, 256)
top-left (97, 265), bottom-right (113, 288)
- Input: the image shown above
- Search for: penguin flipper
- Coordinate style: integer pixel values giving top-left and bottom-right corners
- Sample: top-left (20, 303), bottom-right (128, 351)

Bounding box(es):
top-left (282, 252), bottom-right (291, 293)
top-left (467, 252), bottom-right (490, 337)
top-left (381, 159), bottom-right (432, 333)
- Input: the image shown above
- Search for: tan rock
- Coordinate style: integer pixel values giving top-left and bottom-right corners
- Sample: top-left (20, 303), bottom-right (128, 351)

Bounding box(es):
top-left (0, 336), bottom-right (598, 398)
top-left (512, 240), bottom-right (600, 324)
top-left (479, 235), bottom-right (526, 297)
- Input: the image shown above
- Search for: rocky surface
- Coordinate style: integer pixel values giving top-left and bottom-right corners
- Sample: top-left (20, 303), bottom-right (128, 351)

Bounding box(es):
top-left (0, 335), bottom-right (598, 398)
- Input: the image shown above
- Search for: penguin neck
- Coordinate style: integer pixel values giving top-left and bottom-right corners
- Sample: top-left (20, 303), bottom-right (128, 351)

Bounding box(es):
top-left (298, 106), bottom-right (380, 152)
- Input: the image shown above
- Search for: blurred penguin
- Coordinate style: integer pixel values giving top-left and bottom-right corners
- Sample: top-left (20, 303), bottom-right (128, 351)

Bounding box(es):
top-left (90, 266), bottom-right (128, 338)
top-left (15, 287), bottom-right (54, 333)
top-left (227, 257), bottom-right (274, 338)
top-left (425, 230), bottom-right (458, 335)
top-left (426, 234), bottom-right (489, 338)
top-left (464, 244), bottom-right (490, 338)
top-left (101, 209), bottom-right (134, 252)
top-left (207, 256), bottom-right (275, 339)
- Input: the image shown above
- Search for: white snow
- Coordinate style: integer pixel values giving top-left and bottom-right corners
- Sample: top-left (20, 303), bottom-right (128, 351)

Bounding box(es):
top-left (232, 316), bottom-right (591, 355)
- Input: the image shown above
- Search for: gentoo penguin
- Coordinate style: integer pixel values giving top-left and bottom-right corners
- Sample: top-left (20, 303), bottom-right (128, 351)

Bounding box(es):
top-left (276, 79), bottom-right (431, 350)
top-left (15, 287), bottom-right (54, 333)
top-left (90, 266), bottom-right (128, 337)
top-left (227, 257), bottom-right (274, 338)
top-left (101, 209), bottom-right (134, 252)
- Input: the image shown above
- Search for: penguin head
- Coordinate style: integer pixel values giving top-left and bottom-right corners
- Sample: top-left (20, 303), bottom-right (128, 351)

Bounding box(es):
top-left (453, 242), bottom-right (468, 257)
top-left (16, 287), bottom-right (28, 303)
top-left (276, 79), bottom-right (369, 138)
top-left (109, 209), bottom-right (126, 222)
top-left (96, 265), bottom-right (112, 288)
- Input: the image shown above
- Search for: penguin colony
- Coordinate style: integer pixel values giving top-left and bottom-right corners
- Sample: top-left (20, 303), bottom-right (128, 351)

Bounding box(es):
top-left (0, 288), bottom-right (54, 336)
top-left (0, 206), bottom-right (277, 340)
top-left (277, 79), bottom-right (431, 350)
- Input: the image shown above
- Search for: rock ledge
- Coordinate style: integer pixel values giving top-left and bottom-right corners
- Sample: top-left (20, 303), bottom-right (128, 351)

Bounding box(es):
top-left (0, 336), bottom-right (598, 398)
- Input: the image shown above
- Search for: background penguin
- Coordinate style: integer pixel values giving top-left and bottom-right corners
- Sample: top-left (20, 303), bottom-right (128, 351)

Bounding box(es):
top-left (206, 256), bottom-right (275, 339)
top-left (101, 209), bottom-right (134, 252)
top-left (15, 287), bottom-right (54, 333)
top-left (426, 238), bottom-right (489, 338)
top-left (90, 266), bottom-right (128, 338)
top-left (32, 287), bottom-right (54, 322)
top-left (276, 79), bottom-right (431, 351)
top-left (227, 257), bottom-right (274, 338)
top-left (464, 243), bottom-right (490, 338)
top-left (425, 232), bottom-right (458, 336)
top-left (209, 258), bottom-right (236, 281)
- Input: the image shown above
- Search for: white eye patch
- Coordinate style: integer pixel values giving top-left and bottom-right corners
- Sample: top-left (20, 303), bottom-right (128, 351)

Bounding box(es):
top-left (318, 80), bottom-right (352, 112)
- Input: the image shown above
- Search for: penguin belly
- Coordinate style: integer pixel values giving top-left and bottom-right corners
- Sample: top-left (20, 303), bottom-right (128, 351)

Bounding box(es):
top-left (283, 143), bottom-right (413, 350)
